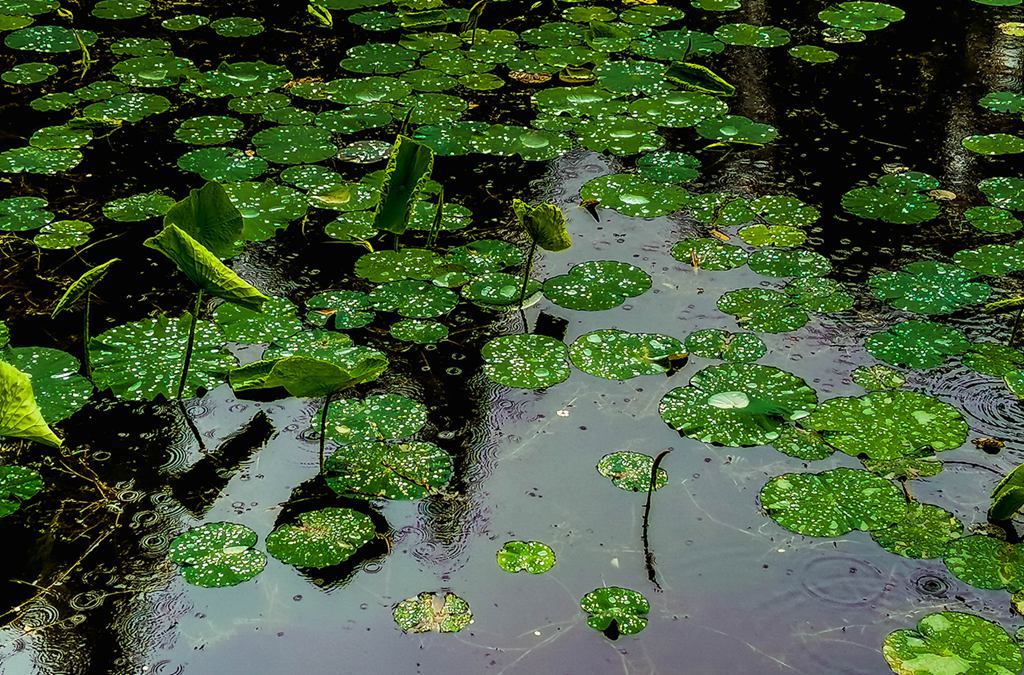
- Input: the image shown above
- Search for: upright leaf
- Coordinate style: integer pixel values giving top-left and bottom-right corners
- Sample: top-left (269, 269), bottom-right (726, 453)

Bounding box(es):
top-left (144, 224), bottom-right (268, 311)
top-left (373, 135), bottom-right (434, 235)
top-left (51, 258), bottom-right (119, 318)
top-left (990, 464), bottom-right (1024, 521)
top-left (512, 199), bottom-right (571, 251)
top-left (163, 181), bottom-right (244, 259)
top-left (0, 361), bottom-right (61, 448)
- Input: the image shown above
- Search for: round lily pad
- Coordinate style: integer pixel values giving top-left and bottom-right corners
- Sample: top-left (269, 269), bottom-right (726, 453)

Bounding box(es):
top-left (575, 117), bottom-right (664, 156)
top-left (102, 191), bottom-right (174, 222)
top-left (717, 288), bottom-right (808, 333)
top-left (29, 125), bottom-right (91, 150)
top-left (542, 261), bottom-right (651, 311)
top-left (1, 61), bottom-right (56, 84)
top-left (842, 173), bottom-right (941, 224)
top-left (660, 363), bottom-right (817, 446)
top-left (224, 181), bottom-right (307, 240)
top-left (696, 115), bottom-right (779, 145)
top-left (323, 393), bottom-right (426, 445)
top-left (819, 1), bottom-right (904, 30)
top-left (82, 92), bottom-right (170, 122)
top-left (252, 125), bottom-right (336, 164)
top-left (5, 25), bottom-right (97, 52)
top-left (2, 347), bottom-right (92, 422)
top-left (962, 133), bottom-right (1024, 156)
top-left (177, 147), bottom-right (268, 182)
top-left (980, 176), bottom-right (1024, 211)
top-left (636, 151), bottom-right (701, 183)
top-left (861, 453), bottom-right (943, 480)
top-left (954, 244), bottom-right (1024, 277)
top-left (33, 219), bottom-right (92, 249)
top-left (446, 240), bottom-right (522, 274)
top-left (174, 116), bottom-right (244, 145)
top-left (943, 535), bottom-right (1024, 591)
top-left (369, 281), bottom-right (457, 318)
top-left (210, 16), bottom-right (263, 37)
top-left (213, 296), bottom-right (303, 344)
top-left (0, 465), bottom-right (43, 518)
top-left (962, 343), bottom-right (1024, 377)
top-left (0, 146), bottom-right (81, 174)
top-left (324, 440), bottom-right (452, 500)
top-left (869, 261), bottom-right (991, 314)
top-left (167, 522), bottom-right (266, 587)
top-left (496, 541), bottom-right (556, 574)
top-left (684, 329), bottom-right (766, 362)
top-left (354, 249), bottom-right (445, 283)
top-left (864, 320), bottom-right (970, 369)
top-left (570, 330), bottom-right (685, 380)
top-left (393, 591), bottom-right (472, 633)
top-left (883, 612), bottom-right (1023, 675)
top-left (738, 224), bottom-right (807, 247)
top-left (714, 23), bottom-right (791, 47)
top-left (580, 174), bottom-right (689, 218)
top-left (788, 45), bottom-right (838, 63)
top-left (462, 272), bottom-right (541, 310)
top-left (161, 14), bottom-right (208, 30)
top-left (482, 334), bottom-right (571, 389)
top-left (266, 507), bottom-right (375, 568)
top-left (390, 319), bottom-right (447, 344)
top-left (629, 90), bottom-right (728, 128)
top-left (671, 238), bottom-right (748, 271)
top-left (748, 248), bottom-right (831, 278)
top-left (0, 196), bottom-right (51, 231)
top-left (305, 290), bottom-right (374, 330)
top-left (851, 364), bottom-right (906, 390)
top-left (759, 468), bottom-right (907, 536)
top-left (804, 390), bottom-right (968, 459)
top-left (597, 451), bottom-right (668, 492)
top-left (580, 587), bottom-right (649, 637)
top-left (965, 206), bottom-right (1021, 234)
top-left (869, 503), bottom-right (962, 559)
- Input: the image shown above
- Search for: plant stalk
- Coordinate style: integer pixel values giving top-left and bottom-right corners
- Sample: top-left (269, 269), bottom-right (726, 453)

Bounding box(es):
top-left (319, 392), bottom-right (333, 474)
top-left (176, 290), bottom-right (203, 400)
top-left (642, 449), bottom-right (672, 591)
top-left (518, 238), bottom-right (538, 309)
top-left (82, 293), bottom-right (92, 380)
top-left (1011, 307), bottom-right (1024, 347)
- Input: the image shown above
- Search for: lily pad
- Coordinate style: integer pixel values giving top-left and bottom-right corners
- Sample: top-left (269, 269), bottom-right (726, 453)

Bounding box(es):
top-left (167, 522), bottom-right (265, 588)
top-left (629, 90), bottom-right (727, 127)
top-left (870, 503), bottom-right (962, 559)
top-left (865, 320), bottom-right (970, 369)
top-left (5, 25), bottom-right (97, 52)
top-left (760, 468), bottom-right (906, 536)
top-left (252, 125), bottom-right (337, 165)
top-left (714, 23), bottom-right (791, 47)
top-left (660, 363), bottom-right (817, 446)
top-left (482, 334), bottom-right (570, 389)
top-left (213, 296), bottom-right (303, 344)
top-left (324, 440), bottom-right (452, 500)
top-left (869, 261), bottom-right (991, 314)
top-left (748, 248), bottom-right (831, 278)
top-left (943, 535), bottom-right (1024, 591)
top-left (542, 261), bottom-right (651, 311)
top-left (393, 591), bottom-right (472, 633)
top-left (818, 2), bottom-right (904, 31)
top-left (636, 151), bottom-right (701, 183)
top-left (684, 329), bottom-right (766, 362)
top-left (963, 343), bottom-right (1024, 377)
top-left (463, 273), bottom-right (542, 310)
top-left (696, 115), bottom-right (779, 145)
top-left (842, 172), bottom-right (941, 224)
top-left (979, 176), bottom-right (1024, 211)
top-left (0, 465), bottom-right (43, 517)
top-left (804, 390), bottom-right (968, 459)
top-left (103, 191), bottom-right (175, 222)
top-left (861, 452), bottom-right (943, 480)
top-left (580, 174), bottom-right (689, 218)
top-left (368, 280), bottom-right (457, 318)
top-left (965, 206), bottom-right (1021, 234)
top-left (954, 245), bottom-right (1024, 277)
top-left (354, 249), bottom-right (445, 283)
top-left (390, 319), bottom-right (447, 344)
top-left (963, 133), bottom-right (1024, 156)
top-left (496, 541), bottom-right (556, 574)
top-left (671, 238), bottom-right (748, 271)
top-left (883, 612), bottom-right (1023, 675)
top-left (323, 394), bottom-right (426, 445)
top-left (852, 364), bottom-right (906, 390)
top-left (570, 330), bottom-right (685, 380)
top-left (0, 196), bottom-right (51, 231)
top-left (597, 451), bottom-right (668, 492)
top-left (306, 290), bottom-right (375, 330)
top-left (1, 347), bottom-right (91, 422)
top-left (717, 288), bottom-right (807, 333)
top-left (177, 147), bottom-right (268, 182)
top-left (580, 587), bottom-right (649, 637)
top-left (266, 507), bottom-right (375, 568)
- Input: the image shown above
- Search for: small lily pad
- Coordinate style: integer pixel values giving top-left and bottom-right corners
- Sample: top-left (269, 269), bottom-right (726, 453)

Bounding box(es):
top-left (671, 238), bottom-right (748, 271)
top-left (542, 261), bottom-right (651, 311)
top-left (393, 591), bottom-right (472, 633)
top-left (696, 114), bottom-right (779, 145)
top-left (580, 587), bottom-right (649, 637)
top-left (963, 133), bottom-right (1024, 156)
top-left (482, 334), bottom-right (571, 389)
top-left (865, 320), bottom-right (970, 369)
top-left (870, 503), bottom-right (962, 559)
top-left (390, 319), bottom-right (447, 344)
top-left (266, 507), bottom-right (375, 569)
top-left (760, 468), bottom-right (906, 536)
top-left (324, 440), bottom-right (452, 500)
top-left (168, 522), bottom-right (266, 588)
top-left (496, 540), bottom-right (556, 574)
top-left (597, 451), bottom-right (667, 492)
top-left (569, 330), bottom-right (685, 380)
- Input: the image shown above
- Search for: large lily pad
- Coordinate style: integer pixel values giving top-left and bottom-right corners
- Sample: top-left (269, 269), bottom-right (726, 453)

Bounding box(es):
top-left (804, 390), bottom-right (968, 459)
top-left (168, 522), bottom-right (266, 587)
top-left (496, 541), bottom-right (556, 574)
top-left (368, 280), bottom-right (457, 318)
top-left (864, 320), bottom-right (970, 369)
top-left (482, 334), bottom-right (571, 389)
top-left (213, 296), bottom-right (303, 344)
top-left (266, 507), bottom-right (375, 568)
top-left (760, 468), bottom-right (906, 536)
top-left (943, 535), bottom-right (1024, 591)
top-left (883, 612), bottom-right (1023, 675)
top-left (580, 587), bottom-right (649, 637)
top-left (580, 174), bottom-right (689, 218)
top-left (660, 363), bottom-right (817, 446)
top-left (324, 441), bottom-right (452, 499)
top-left (869, 261), bottom-right (991, 315)
top-left (542, 261), bottom-right (651, 311)
top-left (569, 330), bottom-right (685, 380)
top-left (954, 245), bottom-right (1024, 277)
top-left (979, 177), bottom-right (1024, 211)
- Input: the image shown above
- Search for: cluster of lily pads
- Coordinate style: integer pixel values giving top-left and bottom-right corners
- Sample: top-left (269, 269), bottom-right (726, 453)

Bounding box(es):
top-left (2, 0), bottom-right (1024, 667)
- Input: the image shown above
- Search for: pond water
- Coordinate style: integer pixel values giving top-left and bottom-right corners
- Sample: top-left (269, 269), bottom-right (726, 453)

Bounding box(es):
top-left (1, 0), bottom-right (1024, 673)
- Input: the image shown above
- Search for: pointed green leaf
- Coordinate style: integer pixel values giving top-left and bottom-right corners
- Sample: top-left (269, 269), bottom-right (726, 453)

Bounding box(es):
top-left (373, 134), bottom-right (434, 235)
top-left (990, 464), bottom-right (1024, 521)
top-left (51, 258), bottom-right (119, 318)
top-left (163, 181), bottom-right (244, 259)
top-left (0, 361), bottom-right (61, 447)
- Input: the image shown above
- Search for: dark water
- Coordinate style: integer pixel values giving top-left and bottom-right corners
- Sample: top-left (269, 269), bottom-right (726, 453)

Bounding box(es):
top-left (1, 0), bottom-right (1023, 673)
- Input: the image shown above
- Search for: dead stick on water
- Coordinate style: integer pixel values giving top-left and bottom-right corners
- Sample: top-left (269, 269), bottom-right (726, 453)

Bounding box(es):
top-left (643, 448), bottom-right (672, 591)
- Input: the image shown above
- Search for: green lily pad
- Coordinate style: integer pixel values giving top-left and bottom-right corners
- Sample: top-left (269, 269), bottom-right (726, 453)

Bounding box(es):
top-left (5, 25), bottom-right (97, 52)
top-left (869, 261), bottom-right (991, 314)
top-left (580, 587), bottom-right (649, 637)
top-left (213, 296), bottom-right (303, 344)
top-left (102, 191), bottom-right (174, 222)
top-left (804, 390), bottom-right (968, 459)
top-left (1, 61), bottom-right (56, 84)
top-left (597, 451), bottom-right (668, 492)
top-left (0, 361), bottom-right (60, 447)
top-left (324, 440), bottom-right (452, 500)
top-left (496, 540), bottom-right (556, 574)
top-left (0, 146), bottom-right (82, 174)
top-left (178, 147), bottom-right (268, 182)
top-left (636, 151), bottom-right (701, 183)
top-left (261, 329), bottom-right (350, 362)
top-left (323, 394), bottom-right (426, 445)
top-left (781, 277), bottom-right (851, 312)
top-left (749, 195), bottom-right (821, 226)
top-left (368, 280), bottom-right (457, 318)
top-left (0, 196), bottom-right (51, 231)
top-left (714, 23), bottom-right (790, 47)
top-left (852, 364), bottom-right (906, 390)
top-left (266, 507), bottom-right (375, 568)
top-left (542, 261), bottom-right (651, 311)
top-left (0, 465), bottom-right (43, 517)
top-left (91, 0), bottom-right (149, 19)
top-left (696, 115), bottom-right (778, 145)
top-left (594, 59), bottom-right (669, 95)
top-left (1, 347), bottom-right (91, 422)
top-left (482, 334), bottom-right (570, 389)
top-left (963, 343), bottom-right (1024, 377)
top-left (963, 133), bottom-right (1024, 156)
top-left (575, 117), bottom-right (664, 156)
top-left (390, 319), bottom-right (447, 344)
top-left (111, 55), bottom-right (195, 88)
top-left (354, 249), bottom-right (445, 283)
top-left (861, 452), bottom-right (943, 480)
top-left (446, 240), bottom-right (522, 274)
top-left (210, 16), bottom-right (263, 37)
top-left (965, 206), bottom-right (1021, 234)
top-left (788, 45), bottom-right (838, 63)
top-left (168, 522), bottom-right (265, 587)
top-left (748, 248), bottom-right (831, 278)
top-left (684, 329), bottom-right (766, 362)
top-left (306, 290), bottom-right (374, 330)
top-left (580, 174), bottom-right (690, 218)
top-left (685, 194), bottom-right (755, 228)
top-left (883, 612), bottom-right (1023, 675)
top-left (979, 176), bottom-right (1024, 211)
top-left (630, 90), bottom-right (729, 127)
top-left (252, 125), bottom-right (337, 164)
top-left (944, 535), bottom-right (1024, 591)
top-left (224, 180), bottom-right (308, 241)
top-left (760, 468), bottom-right (906, 536)
top-left (738, 224), bottom-right (807, 247)
top-left (184, 61), bottom-right (291, 99)
top-left (570, 330), bottom-right (685, 380)
top-left (842, 172), bottom-right (941, 224)
top-left (954, 244), bottom-right (1024, 277)
top-left (870, 503), bottom-right (962, 559)
top-left (660, 363), bottom-right (817, 446)
top-left (82, 92), bottom-right (170, 122)
top-left (393, 591), bottom-right (472, 633)
top-left (29, 125), bottom-right (91, 150)
top-left (161, 14), bottom-right (208, 30)
top-left (769, 425), bottom-right (834, 460)
top-left (980, 91), bottom-right (1024, 114)
top-left (340, 42), bottom-right (417, 74)
top-left (90, 315), bottom-right (234, 400)
top-left (818, 2), bottom-right (904, 31)
top-left (174, 116), bottom-right (244, 145)
top-left (717, 288), bottom-right (808, 333)
top-left (671, 238), bottom-right (748, 271)
top-left (865, 320), bottom-right (970, 369)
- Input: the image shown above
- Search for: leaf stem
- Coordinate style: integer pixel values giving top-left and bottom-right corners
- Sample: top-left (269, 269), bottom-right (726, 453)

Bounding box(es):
top-left (319, 391), bottom-right (333, 474)
top-left (518, 238), bottom-right (538, 310)
top-left (82, 293), bottom-right (92, 380)
top-left (642, 449), bottom-right (672, 591)
top-left (177, 290), bottom-right (203, 400)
